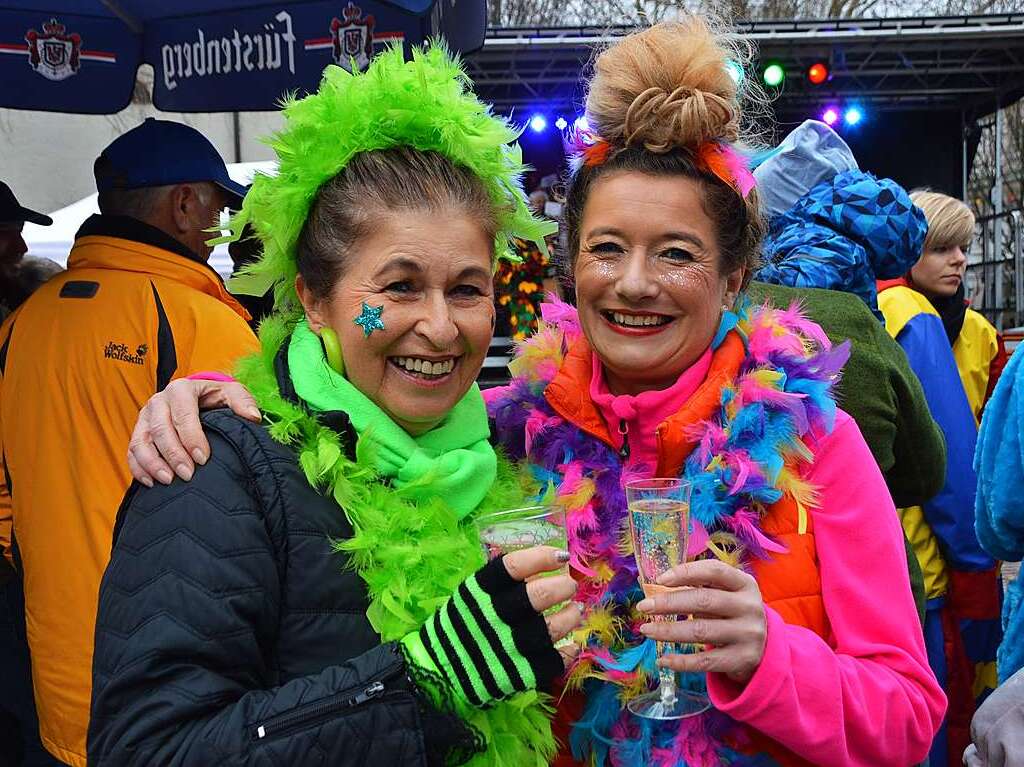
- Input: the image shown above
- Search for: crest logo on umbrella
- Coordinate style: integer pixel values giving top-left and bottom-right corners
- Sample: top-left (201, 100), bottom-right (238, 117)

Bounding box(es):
top-left (331, 3), bottom-right (375, 73)
top-left (25, 18), bottom-right (81, 81)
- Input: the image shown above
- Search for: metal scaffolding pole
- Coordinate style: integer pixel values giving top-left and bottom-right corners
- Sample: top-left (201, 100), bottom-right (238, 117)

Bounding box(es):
top-left (995, 107), bottom-right (1004, 328)
top-left (962, 110), bottom-right (969, 202)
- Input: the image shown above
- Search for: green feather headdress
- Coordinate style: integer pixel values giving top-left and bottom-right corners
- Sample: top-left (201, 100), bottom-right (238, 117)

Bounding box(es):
top-left (223, 43), bottom-right (556, 314)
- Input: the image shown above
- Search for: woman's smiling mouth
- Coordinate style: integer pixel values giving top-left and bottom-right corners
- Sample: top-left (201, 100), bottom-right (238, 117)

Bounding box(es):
top-left (388, 355), bottom-right (459, 382)
top-left (601, 309), bottom-right (674, 334)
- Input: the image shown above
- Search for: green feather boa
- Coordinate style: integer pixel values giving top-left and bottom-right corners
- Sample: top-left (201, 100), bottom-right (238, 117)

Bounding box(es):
top-left (222, 43), bottom-right (556, 312)
top-left (235, 315), bottom-right (558, 767)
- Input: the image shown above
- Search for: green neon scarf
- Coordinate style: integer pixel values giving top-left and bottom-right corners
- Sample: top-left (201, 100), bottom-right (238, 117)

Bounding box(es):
top-left (288, 320), bottom-right (497, 518)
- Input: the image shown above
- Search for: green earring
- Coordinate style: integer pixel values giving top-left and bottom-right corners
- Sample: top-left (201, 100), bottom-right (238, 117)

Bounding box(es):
top-left (320, 327), bottom-right (345, 375)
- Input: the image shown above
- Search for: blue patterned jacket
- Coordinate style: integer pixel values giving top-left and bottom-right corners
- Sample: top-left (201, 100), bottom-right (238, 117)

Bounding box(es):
top-left (757, 169), bottom-right (927, 319)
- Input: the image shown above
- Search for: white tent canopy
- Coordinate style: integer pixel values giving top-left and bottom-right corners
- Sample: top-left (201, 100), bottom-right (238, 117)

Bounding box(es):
top-left (22, 161), bottom-right (276, 279)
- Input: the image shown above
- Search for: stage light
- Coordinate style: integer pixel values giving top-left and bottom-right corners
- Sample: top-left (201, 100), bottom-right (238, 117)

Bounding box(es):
top-left (807, 62), bottom-right (829, 85)
top-left (529, 114), bottom-right (547, 133)
top-left (555, 116), bottom-right (568, 131)
top-left (574, 115), bottom-right (590, 132)
top-left (762, 62), bottom-right (785, 88)
top-left (726, 59), bottom-right (744, 85)
top-left (844, 107), bottom-right (863, 126)
top-left (822, 107), bottom-right (839, 125)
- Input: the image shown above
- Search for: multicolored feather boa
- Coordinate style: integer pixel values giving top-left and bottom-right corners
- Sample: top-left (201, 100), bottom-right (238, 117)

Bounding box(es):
top-left (487, 297), bottom-right (850, 767)
top-left (235, 314), bottom-right (558, 767)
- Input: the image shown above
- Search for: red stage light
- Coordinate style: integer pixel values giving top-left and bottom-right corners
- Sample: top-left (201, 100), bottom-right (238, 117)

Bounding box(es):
top-left (808, 63), bottom-right (829, 85)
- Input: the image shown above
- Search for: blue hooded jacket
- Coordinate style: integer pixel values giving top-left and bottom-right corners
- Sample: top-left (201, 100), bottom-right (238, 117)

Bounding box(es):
top-left (754, 121), bottom-right (927, 318)
top-left (975, 348), bottom-right (1024, 683)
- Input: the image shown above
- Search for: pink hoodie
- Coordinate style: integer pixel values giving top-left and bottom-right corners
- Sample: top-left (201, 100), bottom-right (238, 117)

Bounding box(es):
top-left (589, 368), bottom-right (946, 766)
top-left (588, 346), bottom-right (712, 474)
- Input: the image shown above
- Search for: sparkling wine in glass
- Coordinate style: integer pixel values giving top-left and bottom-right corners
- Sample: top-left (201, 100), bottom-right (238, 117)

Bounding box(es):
top-left (477, 505), bottom-right (574, 647)
top-left (477, 505), bottom-right (567, 566)
top-left (626, 478), bottom-right (711, 719)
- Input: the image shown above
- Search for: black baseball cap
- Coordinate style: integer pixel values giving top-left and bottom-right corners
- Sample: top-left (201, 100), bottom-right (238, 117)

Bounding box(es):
top-left (0, 182), bottom-right (52, 226)
top-left (94, 118), bottom-right (247, 206)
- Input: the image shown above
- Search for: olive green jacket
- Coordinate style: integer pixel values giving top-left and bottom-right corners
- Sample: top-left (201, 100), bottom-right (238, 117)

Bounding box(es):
top-left (749, 281), bottom-right (946, 622)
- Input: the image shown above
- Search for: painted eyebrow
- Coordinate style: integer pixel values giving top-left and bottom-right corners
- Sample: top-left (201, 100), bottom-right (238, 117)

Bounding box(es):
top-left (585, 226), bottom-right (705, 250)
top-left (454, 265), bottom-right (492, 282)
top-left (660, 232), bottom-right (706, 250)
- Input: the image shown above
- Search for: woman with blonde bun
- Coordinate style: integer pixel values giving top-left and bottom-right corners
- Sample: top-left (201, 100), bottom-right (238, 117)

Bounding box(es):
top-left (489, 20), bottom-right (945, 766)
top-left (125, 17), bottom-right (945, 767)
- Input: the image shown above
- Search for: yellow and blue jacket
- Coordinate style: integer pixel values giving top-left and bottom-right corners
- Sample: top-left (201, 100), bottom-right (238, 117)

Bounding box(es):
top-left (877, 282), bottom-right (1002, 715)
top-left (953, 307), bottom-right (1004, 425)
top-left (877, 284), bottom-right (993, 594)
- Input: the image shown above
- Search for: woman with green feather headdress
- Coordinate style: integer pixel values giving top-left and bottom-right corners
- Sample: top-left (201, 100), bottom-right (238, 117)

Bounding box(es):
top-left (87, 43), bottom-right (579, 767)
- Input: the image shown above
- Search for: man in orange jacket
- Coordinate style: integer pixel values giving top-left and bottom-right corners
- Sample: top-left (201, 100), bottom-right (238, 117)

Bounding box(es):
top-left (0, 119), bottom-right (259, 766)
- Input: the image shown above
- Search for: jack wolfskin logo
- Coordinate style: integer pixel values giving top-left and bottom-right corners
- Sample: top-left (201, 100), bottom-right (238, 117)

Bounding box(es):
top-left (104, 341), bottom-right (147, 366)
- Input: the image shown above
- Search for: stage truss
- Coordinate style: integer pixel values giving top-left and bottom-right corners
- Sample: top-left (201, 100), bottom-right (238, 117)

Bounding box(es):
top-left (466, 14), bottom-right (1024, 117)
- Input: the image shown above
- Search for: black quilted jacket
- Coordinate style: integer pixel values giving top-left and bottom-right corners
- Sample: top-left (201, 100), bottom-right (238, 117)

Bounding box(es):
top-left (88, 355), bottom-right (474, 766)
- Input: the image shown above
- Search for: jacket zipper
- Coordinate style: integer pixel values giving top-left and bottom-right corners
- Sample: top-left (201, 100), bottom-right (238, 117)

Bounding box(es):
top-left (618, 418), bottom-right (630, 460)
top-left (251, 665), bottom-right (399, 742)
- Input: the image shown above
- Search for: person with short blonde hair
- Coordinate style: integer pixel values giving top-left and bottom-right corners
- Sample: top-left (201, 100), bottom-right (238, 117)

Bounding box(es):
top-left (910, 190), bottom-right (1007, 746)
top-left (906, 189), bottom-right (1005, 422)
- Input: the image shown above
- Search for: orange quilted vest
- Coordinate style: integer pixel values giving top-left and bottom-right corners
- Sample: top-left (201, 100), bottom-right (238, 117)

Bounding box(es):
top-left (546, 333), bottom-right (828, 767)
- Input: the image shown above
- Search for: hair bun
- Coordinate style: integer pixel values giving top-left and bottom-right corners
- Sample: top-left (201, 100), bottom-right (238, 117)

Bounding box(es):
top-left (586, 18), bottom-right (744, 153)
top-left (623, 85), bottom-right (737, 152)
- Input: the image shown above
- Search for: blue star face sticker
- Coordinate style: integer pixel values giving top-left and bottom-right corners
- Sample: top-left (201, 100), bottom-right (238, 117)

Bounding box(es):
top-left (353, 302), bottom-right (385, 337)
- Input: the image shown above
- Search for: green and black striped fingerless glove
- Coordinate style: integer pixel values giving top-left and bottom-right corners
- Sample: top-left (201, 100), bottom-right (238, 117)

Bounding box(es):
top-left (401, 556), bottom-right (563, 708)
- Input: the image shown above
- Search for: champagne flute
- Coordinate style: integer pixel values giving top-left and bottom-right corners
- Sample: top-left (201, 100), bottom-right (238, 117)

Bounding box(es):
top-left (625, 478), bottom-right (711, 719)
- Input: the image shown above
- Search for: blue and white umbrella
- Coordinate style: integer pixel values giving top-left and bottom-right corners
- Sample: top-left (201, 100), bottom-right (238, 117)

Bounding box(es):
top-left (1, 0), bottom-right (485, 113)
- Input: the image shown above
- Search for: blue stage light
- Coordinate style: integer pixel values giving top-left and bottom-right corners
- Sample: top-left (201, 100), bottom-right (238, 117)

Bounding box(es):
top-left (530, 114), bottom-right (547, 133)
top-left (844, 107), bottom-right (863, 126)
top-left (555, 116), bottom-right (568, 131)
top-left (574, 115), bottom-right (590, 132)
